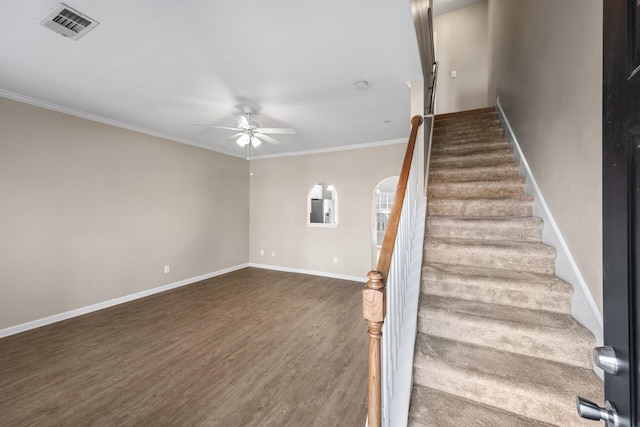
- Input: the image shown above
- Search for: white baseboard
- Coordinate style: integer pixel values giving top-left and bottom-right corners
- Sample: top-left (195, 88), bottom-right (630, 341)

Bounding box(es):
top-left (496, 99), bottom-right (604, 349)
top-left (248, 263), bottom-right (367, 283)
top-left (0, 263), bottom-right (249, 339)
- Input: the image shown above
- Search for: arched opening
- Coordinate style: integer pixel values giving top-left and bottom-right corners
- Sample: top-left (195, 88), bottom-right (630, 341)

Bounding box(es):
top-left (371, 176), bottom-right (399, 267)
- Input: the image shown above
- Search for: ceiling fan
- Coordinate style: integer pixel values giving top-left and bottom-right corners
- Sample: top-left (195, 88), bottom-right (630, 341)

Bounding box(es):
top-left (197, 106), bottom-right (295, 148)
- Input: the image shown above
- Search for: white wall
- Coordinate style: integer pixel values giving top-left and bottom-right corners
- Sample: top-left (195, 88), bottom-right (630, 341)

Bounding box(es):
top-left (434, 0), bottom-right (490, 114)
top-left (249, 143), bottom-right (407, 278)
top-left (0, 97), bottom-right (249, 330)
top-left (487, 0), bottom-right (603, 314)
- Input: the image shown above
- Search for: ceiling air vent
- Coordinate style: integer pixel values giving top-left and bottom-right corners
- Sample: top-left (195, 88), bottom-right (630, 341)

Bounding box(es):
top-left (39, 3), bottom-right (99, 41)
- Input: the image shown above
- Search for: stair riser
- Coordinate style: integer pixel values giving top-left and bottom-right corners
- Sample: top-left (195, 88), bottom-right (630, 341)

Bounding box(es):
top-left (431, 152), bottom-right (514, 169)
top-left (416, 315), bottom-right (593, 369)
top-left (426, 222), bottom-right (541, 242)
top-left (422, 280), bottom-right (571, 313)
top-left (431, 126), bottom-right (506, 144)
top-left (427, 199), bottom-right (533, 217)
top-left (433, 118), bottom-right (501, 129)
top-left (435, 107), bottom-right (496, 119)
top-left (434, 119), bottom-right (501, 132)
top-left (431, 141), bottom-right (510, 155)
top-left (432, 123), bottom-right (500, 137)
top-left (435, 112), bottom-right (498, 126)
top-left (412, 366), bottom-right (594, 427)
top-left (428, 165), bottom-right (520, 183)
top-left (431, 136), bottom-right (509, 150)
top-left (432, 127), bottom-right (505, 140)
top-left (428, 181), bottom-right (525, 199)
top-left (433, 133), bottom-right (506, 145)
top-left (425, 245), bottom-right (555, 274)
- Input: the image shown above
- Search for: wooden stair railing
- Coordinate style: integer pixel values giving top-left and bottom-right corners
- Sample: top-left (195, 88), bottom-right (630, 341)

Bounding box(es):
top-left (363, 115), bottom-right (423, 427)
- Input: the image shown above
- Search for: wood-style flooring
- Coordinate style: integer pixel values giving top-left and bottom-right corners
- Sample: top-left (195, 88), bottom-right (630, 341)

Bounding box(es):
top-left (0, 268), bottom-right (368, 426)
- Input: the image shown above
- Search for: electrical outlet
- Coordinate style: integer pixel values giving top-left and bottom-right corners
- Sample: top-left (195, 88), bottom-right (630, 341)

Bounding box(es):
top-left (451, 70), bottom-right (457, 78)
top-left (260, 249), bottom-right (264, 256)
top-left (271, 251), bottom-right (276, 257)
top-left (333, 257), bottom-right (338, 264)
top-left (164, 265), bottom-right (170, 274)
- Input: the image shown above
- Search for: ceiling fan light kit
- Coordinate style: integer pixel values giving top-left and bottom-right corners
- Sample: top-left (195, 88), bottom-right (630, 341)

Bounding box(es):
top-left (199, 106), bottom-right (295, 150)
top-left (236, 133), bottom-right (251, 147)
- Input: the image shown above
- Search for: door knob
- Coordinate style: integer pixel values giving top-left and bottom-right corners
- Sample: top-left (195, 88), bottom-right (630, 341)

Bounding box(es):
top-left (576, 397), bottom-right (619, 426)
top-left (593, 346), bottom-right (619, 375)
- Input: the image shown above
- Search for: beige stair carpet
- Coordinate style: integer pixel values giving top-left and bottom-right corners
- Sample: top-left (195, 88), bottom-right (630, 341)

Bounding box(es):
top-left (408, 107), bottom-right (603, 427)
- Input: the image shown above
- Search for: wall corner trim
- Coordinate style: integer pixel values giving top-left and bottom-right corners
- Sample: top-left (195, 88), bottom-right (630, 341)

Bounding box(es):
top-left (496, 98), bottom-right (604, 346)
top-left (0, 263), bottom-right (250, 339)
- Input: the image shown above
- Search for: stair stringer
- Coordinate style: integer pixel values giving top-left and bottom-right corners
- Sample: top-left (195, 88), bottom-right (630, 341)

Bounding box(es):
top-left (496, 98), bottom-right (604, 358)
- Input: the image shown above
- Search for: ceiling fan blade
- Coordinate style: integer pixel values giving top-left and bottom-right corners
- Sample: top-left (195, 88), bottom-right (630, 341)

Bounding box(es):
top-left (227, 132), bottom-right (245, 140)
top-left (254, 133), bottom-right (281, 145)
top-left (232, 113), bottom-right (250, 129)
top-left (195, 124), bottom-right (241, 131)
top-left (256, 127), bottom-right (296, 134)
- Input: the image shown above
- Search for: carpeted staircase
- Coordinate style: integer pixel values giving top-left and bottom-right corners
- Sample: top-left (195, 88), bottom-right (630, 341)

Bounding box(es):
top-left (408, 107), bottom-right (603, 426)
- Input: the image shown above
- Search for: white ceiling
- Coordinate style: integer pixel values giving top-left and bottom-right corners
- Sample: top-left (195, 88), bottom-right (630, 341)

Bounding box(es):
top-left (0, 1), bottom-right (428, 158)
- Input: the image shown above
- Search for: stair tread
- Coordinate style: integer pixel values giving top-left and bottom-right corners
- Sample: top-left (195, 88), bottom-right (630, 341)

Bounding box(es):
top-left (425, 237), bottom-right (555, 274)
top-left (422, 263), bottom-right (572, 313)
top-left (429, 195), bottom-right (532, 202)
top-left (412, 334), bottom-right (602, 426)
top-left (419, 295), bottom-right (586, 333)
top-left (431, 147), bottom-right (513, 159)
top-left (430, 152), bottom-right (514, 169)
top-left (431, 139), bottom-right (509, 152)
top-left (427, 216), bottom-right (542, 229)
top-left (425, 236), bottom-right (556, 256)
top-left (429, 177), bottom-right (525, 186)
top-left (433, 129), bottom-right (504, 140)
top-left (427, 196), bottom-right (533, 218)
top-left (414, 334), bottom-right (601, 403)
top-left (433, 129), bottom-right (504, 139)
top-left (433, 133), bottom-right (505, 142)
top-left (418, 295), bottom-right (595, 368)
top-left (423, 262), bottom-right (567, 292)
top-left (428, 178), bottom-right (525, 199)
top-left (431, 140), bottom-right (510, 153)
top-left (426, 216), bottom-right (542, 242)
top-left (434, 109), bottom-right (497, 123)
top-left (433, 118), bottom-right (502, 130)
top-left (429, 163), bottom-right (519, 173)
top-left (434, 123), bottom-right (503, 132)
top-left (408, 386), bottom-right (553, 427)
top-left (428, 163), bottom-right (521, 183)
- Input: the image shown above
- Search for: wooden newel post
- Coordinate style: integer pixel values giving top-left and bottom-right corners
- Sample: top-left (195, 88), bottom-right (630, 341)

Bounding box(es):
top-left (363, 270), bottom-right (386, 427)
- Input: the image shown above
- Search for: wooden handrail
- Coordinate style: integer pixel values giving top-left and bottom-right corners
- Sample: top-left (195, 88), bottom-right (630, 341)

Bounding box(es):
top-left (376, 115), bottom-right (423, 277)
top-left (363, 115), bottom-right (423, 427)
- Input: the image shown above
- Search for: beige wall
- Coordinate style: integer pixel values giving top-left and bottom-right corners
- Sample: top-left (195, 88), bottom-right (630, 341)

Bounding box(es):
top-left (434, 0), bottom-right (490, 114)
top-left (249, 144), bottom-right (407, 278)
top-left (487, 0), bottom-right (603, 312)
top-left (0, 97), bottom-right (249, 329)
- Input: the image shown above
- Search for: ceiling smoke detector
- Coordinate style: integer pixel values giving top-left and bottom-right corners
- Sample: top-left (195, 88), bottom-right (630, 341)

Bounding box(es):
top-left (39, 3), bottom-right (99, 41)
top-left (354, 81), bottom-right (369, 91)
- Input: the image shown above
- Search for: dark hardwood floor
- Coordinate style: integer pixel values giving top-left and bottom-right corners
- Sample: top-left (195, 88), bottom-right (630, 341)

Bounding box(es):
top-left (0, 268), bottom-right (368, 426)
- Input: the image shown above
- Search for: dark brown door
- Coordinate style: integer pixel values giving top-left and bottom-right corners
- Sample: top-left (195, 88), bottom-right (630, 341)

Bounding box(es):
top-left (603, 0), bottom-right (640, 424)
